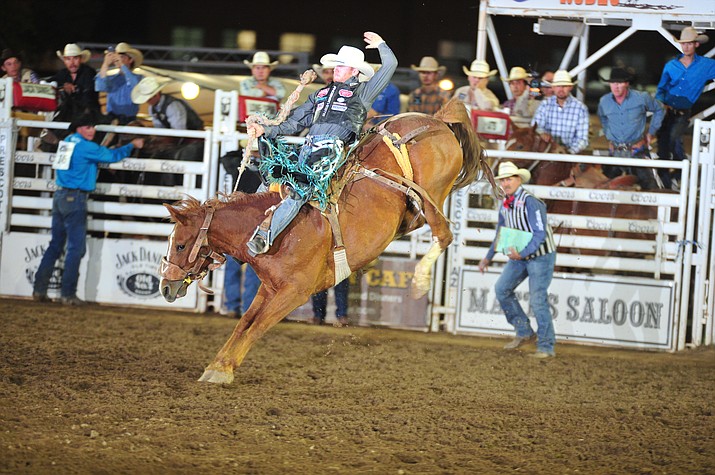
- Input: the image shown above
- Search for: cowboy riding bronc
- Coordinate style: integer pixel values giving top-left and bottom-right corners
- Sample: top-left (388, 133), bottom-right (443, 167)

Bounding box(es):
top-left (245, 31), bottom-right (397, 256)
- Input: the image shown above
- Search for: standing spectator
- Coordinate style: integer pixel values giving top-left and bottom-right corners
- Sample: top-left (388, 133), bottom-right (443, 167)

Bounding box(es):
top-left (656, 27), bottom-right (715, 189)
top-left (407, 56), bottom-right (451, 115)
top-left (312, 64), bottom-right (334, 84)
top-left (131, 76), bottom-right (204, 130)
top-left (597, 67), bottom-right (665, 189)
top-left (540, 70), bottom-right (555, 98)
top-left (478, 161), bottom-right (557, 358)
top-left (531, 70), bottom-right (589, 154)
top-left (32, 111), bottom-right (144, 305)
top-left (501, 66), bottom-right (539, 122)
top-left (240, 52), bottom-right (286, 101)
top-left (311, 280), bottom-right (350, 326)
top-left (453, 59), bottom-right (499, 113)
top-left (95, 42), bottom-right (144, 124)
top-left (1, 49), bottom-right (39, 83)
top-left (48, 43), bottom-right (100, 121)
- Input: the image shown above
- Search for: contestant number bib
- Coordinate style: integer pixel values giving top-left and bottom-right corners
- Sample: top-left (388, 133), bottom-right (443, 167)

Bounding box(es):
top-left (53, 141), bottom-right (76, 170)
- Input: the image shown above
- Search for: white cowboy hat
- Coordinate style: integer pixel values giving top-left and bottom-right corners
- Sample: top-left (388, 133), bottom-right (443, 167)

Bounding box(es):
top-left (495, 161), bottom-right (531, 183)
top-left (320, 46), bottom-right (374, 79)
top-left (675, 27), bottom-right (709, 44)
top-left (243, 51), bottom-right (279, 69)
top-left (501, 66), bottom-right (531, 82)
top-left (463, 59), bottom-right (496, 78)
top-left (106, 42), bottom-right (143, 67)
top-left (56, 43), bottom-right (90, 63)
top-left (549, 69), bottom-right (576, 86)
top-left (131, 76), bottom-right (170, 104)
top-left (410, 56), bottom-right (446, 75)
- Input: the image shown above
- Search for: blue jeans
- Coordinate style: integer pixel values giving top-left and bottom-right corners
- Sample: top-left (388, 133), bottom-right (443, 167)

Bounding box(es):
top-left (495, 252), bottom-right (556, 354)
top-left (311, 279), bottom-right (349, 322)
top-left (266, 195), bottom-right (308, 246)
top-left (33, 189), bottom-right (88, 298)
top-left (657, 110), bottom-right (689, 187)
top-left (223, 257), bottom-right (260, 314)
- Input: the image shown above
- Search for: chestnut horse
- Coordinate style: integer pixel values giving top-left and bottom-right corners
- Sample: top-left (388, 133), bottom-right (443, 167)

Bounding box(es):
top-left (160, 99), bottom-right (488, 384)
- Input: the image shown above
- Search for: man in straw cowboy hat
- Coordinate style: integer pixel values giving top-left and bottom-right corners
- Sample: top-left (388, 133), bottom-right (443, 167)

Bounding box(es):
top-left (453, 59), bottom-right (499, 112)
top-left (95, 42), bottom-right (144, 124)
top-left (531, 69), bottom-right (589, 154)
top-left (501, 66), bottom-right (539, 120)
top-left (240, 52), bottom-right (286, 101)
top-left (32, 110), bottom-right (144, 306)
top-left (478, 161), bottom-right (557, 358)
top-left (656, 27), bottom-right (715, 189)
top-left (597, 66), bottom-right (664, 190)
top-left (407, 56), bottom-right (451, 114)
top-left (245, 31), bottom-right (397, 255)
top-left (131, 76), bottom-right (204, 131)
top-left (48, 43), bottom-right (100, 120)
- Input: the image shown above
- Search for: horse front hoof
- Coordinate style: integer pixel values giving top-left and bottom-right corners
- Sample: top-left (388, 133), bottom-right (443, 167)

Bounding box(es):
top-left (198, 368), bottom-right (234, 384)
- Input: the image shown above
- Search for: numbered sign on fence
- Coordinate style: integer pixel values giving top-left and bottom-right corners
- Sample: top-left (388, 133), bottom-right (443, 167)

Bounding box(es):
top-left (471, 110), bottom-right (511, 140)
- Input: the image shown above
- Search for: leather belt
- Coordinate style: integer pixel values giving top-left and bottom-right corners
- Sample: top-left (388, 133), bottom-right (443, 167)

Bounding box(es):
top-left (57, 187), bottom-right (89, 193)
top-left (609, 138), bottom-right (646, 152)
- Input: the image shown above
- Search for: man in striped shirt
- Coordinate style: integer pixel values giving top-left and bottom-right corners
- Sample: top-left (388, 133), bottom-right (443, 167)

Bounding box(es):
top-left (531, 70), bottom-right (589, 154)
top-left (478, 162), bottom-right (557, 358)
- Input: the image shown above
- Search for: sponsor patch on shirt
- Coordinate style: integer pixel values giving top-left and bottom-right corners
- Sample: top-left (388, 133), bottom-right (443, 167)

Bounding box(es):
top-left (338, 89), bottom-right (353, 98)
top-left (317, 88), bottom-right (329, 98)
top-left (337, 97), bottom-right (346, 103)
top-left (316, 102), bottom-right (325, 112)
top-left (331, 104), bottom-right (348, 112)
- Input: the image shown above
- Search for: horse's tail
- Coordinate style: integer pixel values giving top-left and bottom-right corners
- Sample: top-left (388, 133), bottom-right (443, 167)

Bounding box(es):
top-left (434, 98), bottom-right (493, 191)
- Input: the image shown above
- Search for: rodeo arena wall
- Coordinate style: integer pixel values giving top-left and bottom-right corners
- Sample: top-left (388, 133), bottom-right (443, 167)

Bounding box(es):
top-left (1, 0), bottom-right (714, 351)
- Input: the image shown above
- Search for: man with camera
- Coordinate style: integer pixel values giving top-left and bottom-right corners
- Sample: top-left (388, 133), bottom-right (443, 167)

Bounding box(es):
top-left (94, 42), bottom-right (143, 124)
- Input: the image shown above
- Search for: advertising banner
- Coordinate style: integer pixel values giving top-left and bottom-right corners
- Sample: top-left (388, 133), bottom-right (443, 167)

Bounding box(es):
top-left (456, 267), bottom-right (675, 349)
top-left (487, 0), bottom-right (714, 17)
top-left (289, 257), bottom-right (430, 330)
top-left (0, 232), bottom-right (88, 300)
top-left (86, 238), bottom-right (198, 309)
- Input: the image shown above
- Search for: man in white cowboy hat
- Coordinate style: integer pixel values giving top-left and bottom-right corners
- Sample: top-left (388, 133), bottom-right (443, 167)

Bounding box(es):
top-left (407, 56), bottom-right (451, 114)
top-left (655, 27), bottom-right (715, 189)
top-left (597, 66), bottom-right (664, 190)
top-left (95, 42), bottom-right (144, 124)
top-left (478, 161), bottom-right (557, 358)
top-left (48, 43), bottom-right (100, 119)
top-left (240, 52), bottom-right (286, 101)
top-left (531, 70), bottom-right (589, 154)
top-left (131, 77), bottom-right (203, 131)
top-left (245, 31), bottom-right (397, 255)
top-left (453, 59), bottom-right (499, 112)
top-left (501, 66), bottom-right (539, 121)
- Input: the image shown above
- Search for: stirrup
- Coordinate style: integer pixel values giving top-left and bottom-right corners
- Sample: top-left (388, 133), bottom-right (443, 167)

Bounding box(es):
top-left (247, 228), bottom-right (270, 256)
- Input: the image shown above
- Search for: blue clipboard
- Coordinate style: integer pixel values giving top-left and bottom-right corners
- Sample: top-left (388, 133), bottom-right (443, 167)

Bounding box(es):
top-left (496, 227), bottom-right (533, 254)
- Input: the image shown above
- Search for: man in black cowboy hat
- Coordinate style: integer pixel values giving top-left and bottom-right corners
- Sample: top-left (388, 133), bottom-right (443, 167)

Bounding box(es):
top-left (597, 67), bottom-right (665, 190)
top-left (32, 111), bottom-right (144, 306)
top-left (1, 48), bottom-right (39, 83)
top-left (656, 27), bottom-right (715, 189)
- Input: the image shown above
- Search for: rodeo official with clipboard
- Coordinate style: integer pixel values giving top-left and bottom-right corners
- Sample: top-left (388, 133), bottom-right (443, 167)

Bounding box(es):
top-left (478, 162), bottom-right (558, 359)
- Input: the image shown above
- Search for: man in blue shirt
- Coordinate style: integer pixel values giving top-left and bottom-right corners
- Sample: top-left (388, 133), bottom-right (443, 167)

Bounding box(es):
top-left (478, 162), bottom-right (557, 358)
top-left (656, 27), bottom-right (715, 188)
top-left (365, 80), bottom-right (401, 129)
top-left (531, 70), bottom-right (589, 154)
top-left (598, 67), bottom-right (665, 190)
top-left (32, 112), bottom-right (144, 305)
top-left (95, 42), bottom-right (144, 124)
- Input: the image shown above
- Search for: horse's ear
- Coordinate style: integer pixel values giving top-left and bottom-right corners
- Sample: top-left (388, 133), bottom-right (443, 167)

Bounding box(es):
top-left (164, 203), bottom-right (188, 225)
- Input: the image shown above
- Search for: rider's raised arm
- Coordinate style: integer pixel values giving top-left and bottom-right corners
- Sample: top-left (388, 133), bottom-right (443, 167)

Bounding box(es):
top-left (359, 40), bottom-right (398, 108)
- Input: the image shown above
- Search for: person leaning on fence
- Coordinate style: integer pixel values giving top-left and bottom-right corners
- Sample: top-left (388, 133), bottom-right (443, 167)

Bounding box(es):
top-left (131, 76), bottom-right (204, 130)
top-left (501, 66), bottom-right (539, 120)
top-left (245, 31), bottom-right (397, 256)
top-left (407, 56), bottom-right (451, 115)
top-left (531, 70), bottom-right (589, 154)
top-left (32, 111), bottom-right (144, 306)
top-left (655, 27), bottom-right (715, 190)
top-left (452, 59), bottom-right (499, 113)
top-left (95, 42), bottom-right (144, 124)
top-left (597, 67), bottom-right (664, 190)
top-left (240, 52), bottom-right (286, 101)
top-left (47, 43), bottom-right (101, 122)
top-left (478, 161), bottom-right (557, 359)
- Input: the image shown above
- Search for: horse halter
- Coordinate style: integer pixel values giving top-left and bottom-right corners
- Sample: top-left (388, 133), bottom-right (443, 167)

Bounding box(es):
top-left (160, 206), bottom-right (226, 292)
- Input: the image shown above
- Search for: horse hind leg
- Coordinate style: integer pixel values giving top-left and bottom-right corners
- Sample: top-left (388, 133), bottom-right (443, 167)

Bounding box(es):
top-left (411, 201), bottom-right (452, 299)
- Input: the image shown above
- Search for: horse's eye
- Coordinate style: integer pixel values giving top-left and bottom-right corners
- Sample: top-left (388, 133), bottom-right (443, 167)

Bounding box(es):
top-left (177, 244), bottom-right (186, 251)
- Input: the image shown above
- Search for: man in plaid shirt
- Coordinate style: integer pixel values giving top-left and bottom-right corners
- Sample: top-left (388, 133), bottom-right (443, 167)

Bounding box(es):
top-left (531, 70), bottom-right (589, 154)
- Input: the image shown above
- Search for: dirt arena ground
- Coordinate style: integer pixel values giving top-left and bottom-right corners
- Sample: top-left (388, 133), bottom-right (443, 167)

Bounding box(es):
top-left (1, 298), bottom-right (713, 474)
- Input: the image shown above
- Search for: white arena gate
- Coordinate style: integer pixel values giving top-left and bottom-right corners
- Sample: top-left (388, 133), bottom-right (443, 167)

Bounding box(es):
top-left (0, 78), bottom-right (713, 351)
